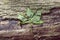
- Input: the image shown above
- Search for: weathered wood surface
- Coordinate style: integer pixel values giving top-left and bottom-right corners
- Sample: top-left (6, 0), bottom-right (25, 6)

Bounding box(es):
top-left (0, 0), bottom-right (60, 18)
top-left (0, 7), bottom-right (60, 40)
top-left (0, 0), bottom-right (60, 40)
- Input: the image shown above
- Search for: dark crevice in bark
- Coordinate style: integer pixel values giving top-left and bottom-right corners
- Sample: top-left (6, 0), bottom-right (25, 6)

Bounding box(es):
top-left (1, 18), bottom-right (20, 21)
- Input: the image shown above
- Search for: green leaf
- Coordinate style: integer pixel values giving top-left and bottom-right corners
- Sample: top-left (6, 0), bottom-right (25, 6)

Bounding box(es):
top-left (18, 13), bottom-right (27, 22)
top-left (26, 8), bottom-right (34, 17)
top-left (17, 8), bottom-right (44, 25)
top-left (33, 20), bottom-right (44, 24)
top-left (38, 20), bottom-right (44, 24)
top-left (36, 10), bottom-right (42, 16)
top-left (31, 16), bottom-right (40, 22)
top-left (21, 20), bottom-right (32, 24)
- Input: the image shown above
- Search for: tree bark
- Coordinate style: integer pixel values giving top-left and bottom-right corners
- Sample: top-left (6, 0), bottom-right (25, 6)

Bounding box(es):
top-left (0, 0), bottom-right (60, 40)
